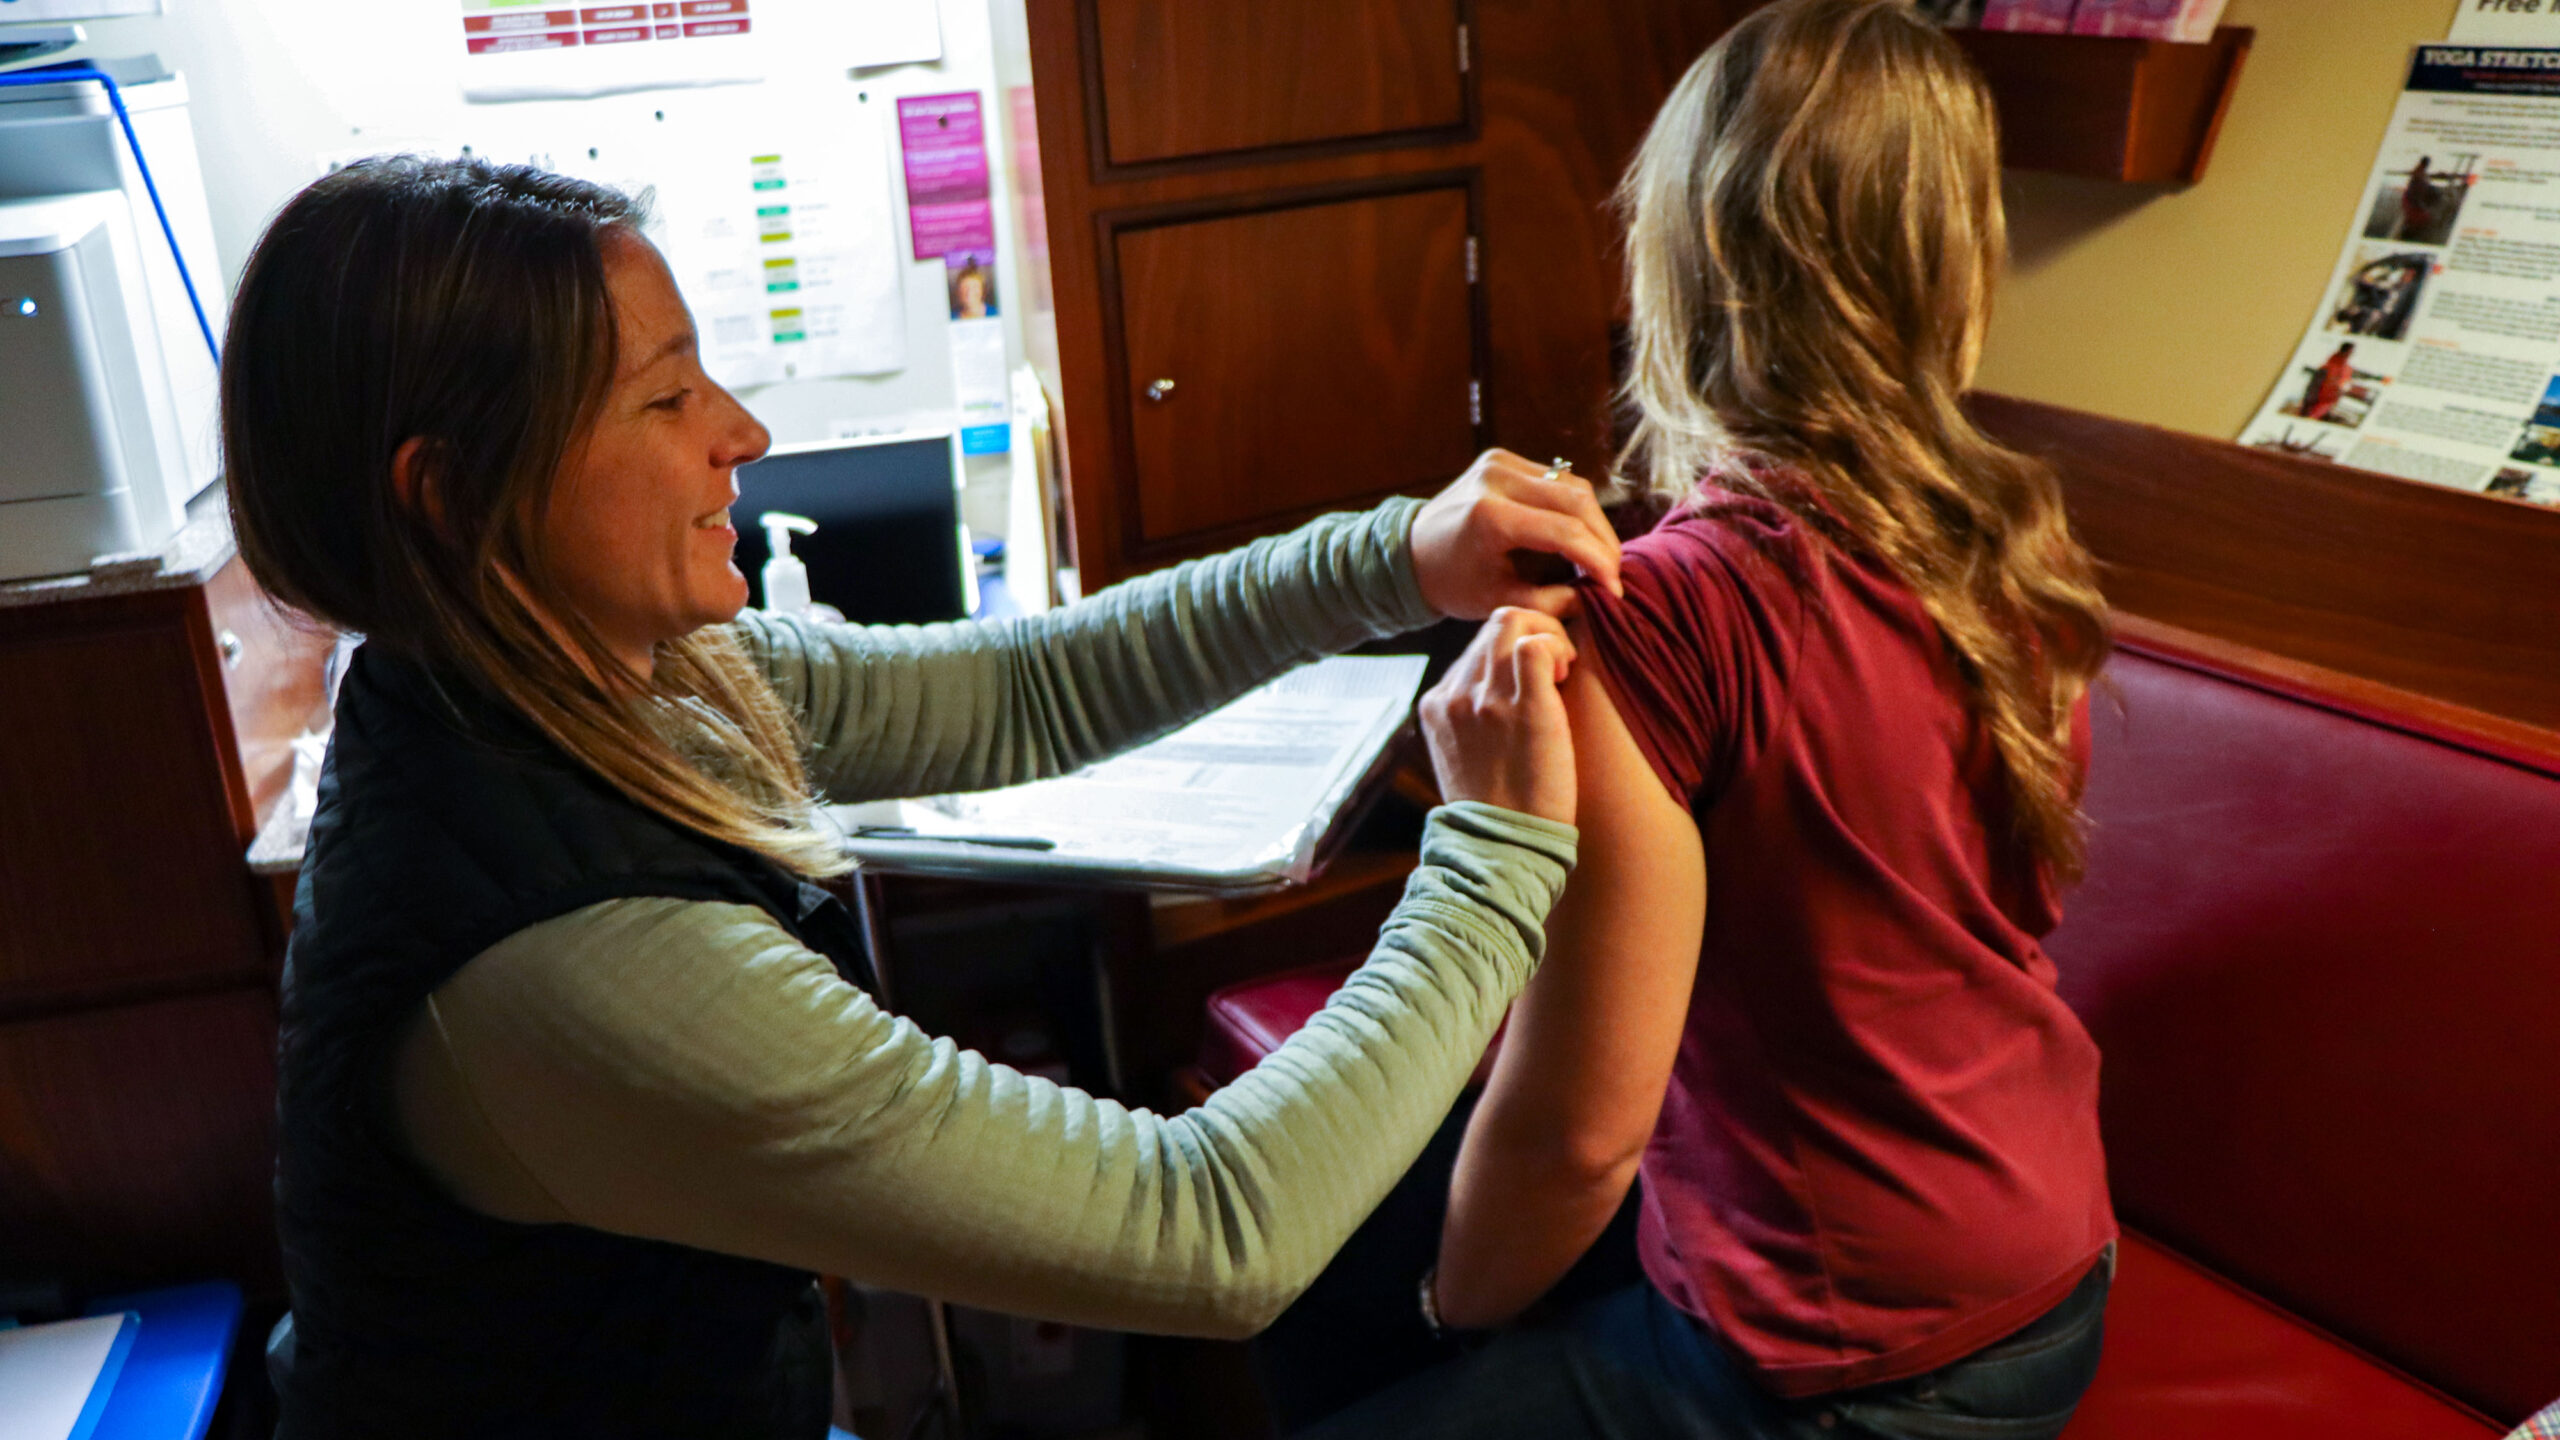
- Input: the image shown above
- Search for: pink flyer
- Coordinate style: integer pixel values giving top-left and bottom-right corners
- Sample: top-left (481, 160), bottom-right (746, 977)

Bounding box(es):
top-left (898, 92), bottom-right (995, 261)
top-left (2070, 0), bottom-right (2224, 41)
top-left (1980, 0), bottom-right (2078, 33)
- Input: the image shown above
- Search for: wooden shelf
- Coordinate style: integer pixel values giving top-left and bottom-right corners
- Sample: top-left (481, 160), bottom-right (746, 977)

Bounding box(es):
top-left (1952, 25), bottom-right (2252, 185)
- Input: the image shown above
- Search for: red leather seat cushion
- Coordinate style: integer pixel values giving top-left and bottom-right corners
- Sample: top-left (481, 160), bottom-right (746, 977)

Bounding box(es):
top-left (2067, 1232), bottom-right (2497, 1439)
top-left (2052, 645), bottom-right (2560, 1421)
top-left (1202, 965), bottom-right (2508, 1437)
top-left (1200, 958), bottom-right (1502, 1090)
top-left (1200, 960), bottom-right (1359, 1087)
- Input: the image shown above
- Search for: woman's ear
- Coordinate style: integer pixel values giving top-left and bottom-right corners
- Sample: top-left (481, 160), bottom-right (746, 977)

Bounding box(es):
top-left (390, 436), bottom-right (448, 534)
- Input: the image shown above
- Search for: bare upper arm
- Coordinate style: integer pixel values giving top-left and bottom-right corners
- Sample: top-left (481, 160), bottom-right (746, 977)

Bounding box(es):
top-left (1468, 641), bottom-right (1708, 1178)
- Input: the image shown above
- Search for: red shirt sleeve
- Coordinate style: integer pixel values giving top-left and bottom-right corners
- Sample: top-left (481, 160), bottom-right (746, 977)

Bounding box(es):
top-left (1574, 502), bottom-right (1808, 813)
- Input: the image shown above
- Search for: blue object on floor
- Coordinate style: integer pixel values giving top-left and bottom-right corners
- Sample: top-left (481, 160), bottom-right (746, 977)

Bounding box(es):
top-left (80, 1282), bottom-right (243, 1440)
top-left (972, 571), bottom-right (1020, 620)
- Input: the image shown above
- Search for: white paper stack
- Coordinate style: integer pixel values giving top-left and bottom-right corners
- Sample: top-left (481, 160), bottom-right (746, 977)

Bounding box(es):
top-left (833, 655), bottom-right (1429, 893)
top-left (0, 1311), bottom-right (138, 1440)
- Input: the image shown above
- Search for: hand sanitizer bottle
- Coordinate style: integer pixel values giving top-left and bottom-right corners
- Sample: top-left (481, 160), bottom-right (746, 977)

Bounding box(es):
top-left (759, 511), bottom-right (818, 618)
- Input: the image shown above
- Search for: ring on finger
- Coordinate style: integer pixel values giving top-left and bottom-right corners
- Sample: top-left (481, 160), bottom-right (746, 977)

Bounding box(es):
top-left (1540, 457), bottom-right (1574, 484)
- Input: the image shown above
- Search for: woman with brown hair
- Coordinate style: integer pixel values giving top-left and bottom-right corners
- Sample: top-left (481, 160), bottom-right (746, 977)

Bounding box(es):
top-left (1306, 2), bottom-right (2116, 1435)
top-left (227, 155), bottom-right (1616, 1437)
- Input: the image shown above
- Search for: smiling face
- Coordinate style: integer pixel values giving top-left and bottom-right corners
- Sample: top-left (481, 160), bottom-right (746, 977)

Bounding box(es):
top-left (541, 230), bottom-right (771, 678)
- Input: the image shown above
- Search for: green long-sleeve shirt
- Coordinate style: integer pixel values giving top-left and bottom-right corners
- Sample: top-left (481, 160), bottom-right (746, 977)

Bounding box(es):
top-left (392, 498), bottom-right (1577, 1337)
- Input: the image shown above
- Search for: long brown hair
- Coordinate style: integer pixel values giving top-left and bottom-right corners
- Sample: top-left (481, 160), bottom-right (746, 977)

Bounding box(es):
top-left (1617, 0), bottom-right (2109, 880)
top-left (225, 156), bottom-right (847, 877)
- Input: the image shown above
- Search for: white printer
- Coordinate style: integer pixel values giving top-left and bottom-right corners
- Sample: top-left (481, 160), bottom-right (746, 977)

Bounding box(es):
top-left (0, 58), bottom-right (224, 581)
top-left (0, 190), bottom-right (177, 576)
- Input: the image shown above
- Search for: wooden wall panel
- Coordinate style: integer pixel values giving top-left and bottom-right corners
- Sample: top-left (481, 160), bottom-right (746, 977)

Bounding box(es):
top-left (0, 987), bottom-right (281, 1293)
top-left (1973, 392), bottom-right (2560, 730)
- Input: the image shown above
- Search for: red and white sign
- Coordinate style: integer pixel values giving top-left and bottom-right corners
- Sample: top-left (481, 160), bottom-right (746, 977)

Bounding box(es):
top-left (459, 0), bottom-right (747, 57)
top-left (463, 9), bottom-right (574, 32)
top-left (466, 28), bottom-right (579, 53)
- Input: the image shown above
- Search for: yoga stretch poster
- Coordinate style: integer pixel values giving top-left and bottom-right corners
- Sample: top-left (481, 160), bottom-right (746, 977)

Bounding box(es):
top-left (2238, 41), bottom-right (2560, 508)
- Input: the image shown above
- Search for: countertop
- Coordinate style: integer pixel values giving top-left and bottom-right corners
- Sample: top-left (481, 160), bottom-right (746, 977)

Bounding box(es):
top-left (0, 484), bottom-right (237, 610)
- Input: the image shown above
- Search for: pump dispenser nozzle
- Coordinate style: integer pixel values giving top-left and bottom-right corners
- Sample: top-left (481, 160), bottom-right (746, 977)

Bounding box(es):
top-left (759, 511), bottom-right (818, 618)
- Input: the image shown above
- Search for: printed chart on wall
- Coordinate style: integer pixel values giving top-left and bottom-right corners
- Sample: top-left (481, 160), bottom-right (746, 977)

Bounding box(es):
top-left (2237, 41), bottom-right (2560, 508)
top-left (653, 97), bottom-right (908, 387)
top-left (451, 85), bottom-right (907, 388)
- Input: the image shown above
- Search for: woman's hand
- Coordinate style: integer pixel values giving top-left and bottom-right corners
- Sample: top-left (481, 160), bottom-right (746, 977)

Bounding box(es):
top-left (1411, 450), bottom-right (1623, 619)
top-left (1419, 608), bottom-right (1577, 826)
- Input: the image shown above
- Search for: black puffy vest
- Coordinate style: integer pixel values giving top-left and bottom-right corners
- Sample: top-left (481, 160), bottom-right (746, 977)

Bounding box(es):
top-left (273, 645), bottom-right (874, 1439)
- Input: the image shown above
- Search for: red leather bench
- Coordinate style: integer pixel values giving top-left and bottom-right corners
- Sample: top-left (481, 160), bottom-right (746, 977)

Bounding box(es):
top-left (1200, 622), bottom-right (2560, 1436)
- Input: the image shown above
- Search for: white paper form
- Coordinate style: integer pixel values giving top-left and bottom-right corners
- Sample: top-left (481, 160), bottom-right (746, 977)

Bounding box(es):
top-left (832, 655), bottom-right (1430, 892)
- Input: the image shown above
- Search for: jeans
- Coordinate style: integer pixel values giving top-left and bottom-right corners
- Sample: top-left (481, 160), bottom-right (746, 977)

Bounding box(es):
top-left (1256, 1094), bottom-right (1649, 1431)
top-left (1296, 1247), bottom-right (2113, 1440)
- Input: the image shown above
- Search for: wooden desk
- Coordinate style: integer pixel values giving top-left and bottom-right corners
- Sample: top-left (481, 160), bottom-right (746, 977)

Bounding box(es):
top-left (847, 745), bottom-right (1434, 1440)
top-left (856, 742), bottom-right (1435, 1111)
top-left (0, 497), bottom-right (330, 1299)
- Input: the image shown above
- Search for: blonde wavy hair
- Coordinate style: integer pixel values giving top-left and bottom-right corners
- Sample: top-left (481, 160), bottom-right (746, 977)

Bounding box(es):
top-left (225, 157), bottom-right (847, 878)
top-left (1617, 0), bottom-right (2109, 879)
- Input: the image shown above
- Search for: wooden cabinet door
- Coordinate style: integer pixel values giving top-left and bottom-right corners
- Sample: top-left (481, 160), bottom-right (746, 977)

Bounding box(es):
top-left (1092, 0), bottom-right (1467, 167)
top-left (1019, 0), bottom-right (1746, 588)
top-left (1114, 183), bottom-right (1481, 549)
top-left (0, 588), bottom-right (269, 1016)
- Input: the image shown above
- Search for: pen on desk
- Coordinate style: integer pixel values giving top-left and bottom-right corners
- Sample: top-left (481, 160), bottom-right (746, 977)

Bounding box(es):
top-left (850, 824), bottom-right (1058, 852)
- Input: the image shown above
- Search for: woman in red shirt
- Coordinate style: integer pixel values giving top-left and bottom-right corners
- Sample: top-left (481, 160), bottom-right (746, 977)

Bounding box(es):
top-left (2302, 342), bottom-right (2356, 422)
top-left (1307, 2), bottom-right (2116, 1436)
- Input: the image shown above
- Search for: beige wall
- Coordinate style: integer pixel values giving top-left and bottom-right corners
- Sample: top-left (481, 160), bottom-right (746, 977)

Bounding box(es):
top-left (1975, 0), bottom-right (2461, 439)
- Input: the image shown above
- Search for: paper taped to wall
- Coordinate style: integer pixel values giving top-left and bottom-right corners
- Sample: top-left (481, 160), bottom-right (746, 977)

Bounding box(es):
top-left (2235, 44), bottom-right (2560, 509)
top-left (454, 84), bottom-right (906, 387)
top-left (652, 98), bottom-right (907, 386)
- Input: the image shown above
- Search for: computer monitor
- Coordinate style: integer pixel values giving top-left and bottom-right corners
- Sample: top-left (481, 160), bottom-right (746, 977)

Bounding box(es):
top-left (733, 432), bottom-right (969, 626)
